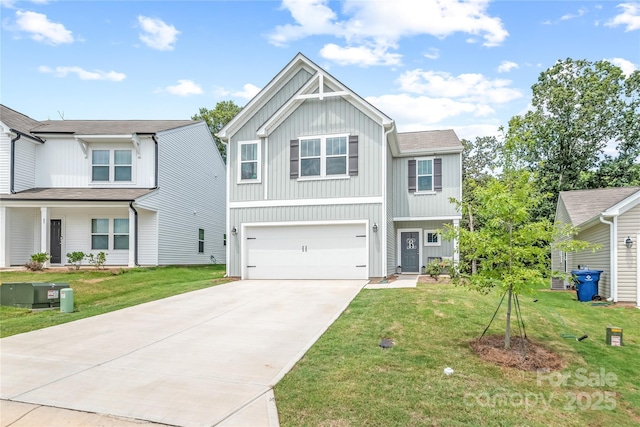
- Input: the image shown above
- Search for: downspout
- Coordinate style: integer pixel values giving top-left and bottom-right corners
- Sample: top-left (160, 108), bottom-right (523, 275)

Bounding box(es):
top-left (382, 121), bottom-right (395, 277)
top-left (151, 135), bottom-right (159, 189)
top-left (129, 201), bottom-right (140, 266)
top-left (599, 215), bottom-right (617, 302)
top-left (10, 133), bottom-right (21, 193)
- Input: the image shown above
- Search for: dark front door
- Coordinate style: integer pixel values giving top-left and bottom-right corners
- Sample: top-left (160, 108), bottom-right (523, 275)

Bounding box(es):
top-left (50, 220), bottom-right (62, 264)
top-left (400, 231), bottom-right (420, 273)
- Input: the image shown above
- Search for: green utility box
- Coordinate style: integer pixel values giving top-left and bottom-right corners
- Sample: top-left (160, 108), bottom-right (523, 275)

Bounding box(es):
top-left (606, 326), bottom-right (623, 346)
top-left (60, 288), bottom-right (74, 313)
top-left (0, 282), bottom-right (68, 309)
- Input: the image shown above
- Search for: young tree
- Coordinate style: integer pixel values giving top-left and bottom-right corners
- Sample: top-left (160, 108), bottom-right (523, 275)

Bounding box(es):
top-left (192, 100), bottom-right (242, 162)
top-left (445, 150), bottom-right (595, 349)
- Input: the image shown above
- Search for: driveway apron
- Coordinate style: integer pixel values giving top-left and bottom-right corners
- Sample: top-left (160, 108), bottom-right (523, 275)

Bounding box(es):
top-left (0, 280), bottom-right (366, 426)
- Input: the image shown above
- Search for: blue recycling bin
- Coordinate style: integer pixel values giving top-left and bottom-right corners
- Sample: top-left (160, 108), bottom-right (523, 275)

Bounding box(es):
top-left (571, 269), bottom-right (603, 302)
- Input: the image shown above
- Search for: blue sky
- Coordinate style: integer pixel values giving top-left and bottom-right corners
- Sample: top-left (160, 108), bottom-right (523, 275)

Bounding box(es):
top-left (1, 0), bottom-right (638, 141)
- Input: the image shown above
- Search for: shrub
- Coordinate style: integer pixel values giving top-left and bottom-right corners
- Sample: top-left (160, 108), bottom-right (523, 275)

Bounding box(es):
top-left (425, 258), bottom-right (454, 281)
top-left (66, 251), bottom-right (86, 270)
top-left (26, 252), bottom-right (50, 271)
top-left (86, 251), bottom-right (107, 269)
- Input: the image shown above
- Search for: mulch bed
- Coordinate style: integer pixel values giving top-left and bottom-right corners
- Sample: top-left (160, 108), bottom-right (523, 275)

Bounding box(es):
top-left (470, 334), bottom-right (564, 371)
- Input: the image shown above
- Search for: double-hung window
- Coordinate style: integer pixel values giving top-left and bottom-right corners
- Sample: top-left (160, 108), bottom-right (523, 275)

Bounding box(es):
top-left (300, 135), bottom-right (348, 178)
top-left (424, 230), bottom-right (440, 246)
top-left (239, 140), bottom-right (260, 182)
top-left (91, 218), bottom-right (129, 250)
top-left (417, 158), bottom-right (434, 192)
top-left (92, 149), bottom-right (133, 182)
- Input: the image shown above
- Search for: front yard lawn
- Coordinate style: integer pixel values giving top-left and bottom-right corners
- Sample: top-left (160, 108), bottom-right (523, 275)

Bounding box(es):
top-left (275, 282), bottom-right (640, 427)
top-left (0, 265), bottom-right (230, 338)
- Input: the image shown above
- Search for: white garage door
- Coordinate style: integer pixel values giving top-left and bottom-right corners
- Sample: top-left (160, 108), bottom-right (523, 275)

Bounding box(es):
top-left (244, 223), bottom-right (368, 279)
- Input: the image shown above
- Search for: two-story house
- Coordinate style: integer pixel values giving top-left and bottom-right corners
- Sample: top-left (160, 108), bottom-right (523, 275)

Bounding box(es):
top-left (0, 105), bottom-right (226, 268)
top-left (218, 53), bottom-right (462, 280)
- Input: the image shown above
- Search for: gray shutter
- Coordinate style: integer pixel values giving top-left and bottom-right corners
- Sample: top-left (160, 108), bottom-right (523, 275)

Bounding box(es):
top-left (408, 159), bottom-right (416, 193)
top-left (348, 135), bottom-right (358, 176)
top-left (290, 139), bottom-right (299, 179)
top-left (434, 158), bottom-right (442, 191)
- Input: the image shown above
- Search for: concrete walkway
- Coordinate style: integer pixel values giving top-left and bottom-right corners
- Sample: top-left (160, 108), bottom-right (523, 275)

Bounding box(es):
top-left (1, 280), bottom-right (366, 427)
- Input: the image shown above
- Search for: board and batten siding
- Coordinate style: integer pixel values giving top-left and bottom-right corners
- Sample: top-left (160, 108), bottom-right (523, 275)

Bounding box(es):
top-left (228, 202), bottom-right (384, 277)
top-left (395, 220), bottom-right (456, 268)
top-left (13, 139), bottom-right (37, 192)
top-left (386, 143), bottom-right (396, 276)
top-left (573, 223), bottom-right (611, 299)
top-left (617, 203), bottom-right (639, 302)
top-left (138, 123), bottom-right (226, 265)
top-left (8, 208), bottom-right (39, 265)
top-left (392, 152), bottom-right (460, 218)
top-left (0, 133), bottom-right (11, 193)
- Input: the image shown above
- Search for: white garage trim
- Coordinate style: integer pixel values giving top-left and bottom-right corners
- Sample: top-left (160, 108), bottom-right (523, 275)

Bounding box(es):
top-left (241, 220), bottom-right (369, 280)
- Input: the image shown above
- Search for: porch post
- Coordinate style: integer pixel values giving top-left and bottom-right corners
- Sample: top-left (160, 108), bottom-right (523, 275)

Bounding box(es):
top-left (40, 207), bottom-right (49, 267)
top-left (0, 206), bottom-right (7, 267)
top-left (453, 219), bottom-right (460, 265)
top-left (128, 206), bottom-right (136, 267)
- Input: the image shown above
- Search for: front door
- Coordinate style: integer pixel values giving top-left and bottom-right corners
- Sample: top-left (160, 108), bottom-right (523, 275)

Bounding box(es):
top-left (50, 220), bottom-right (62, 264)
top-left (400, 231), bottom-right (420, 273)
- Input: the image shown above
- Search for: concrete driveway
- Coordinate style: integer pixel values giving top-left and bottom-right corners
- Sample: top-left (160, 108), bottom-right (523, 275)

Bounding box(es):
top-left (0, 280), bottom-right (366, 427)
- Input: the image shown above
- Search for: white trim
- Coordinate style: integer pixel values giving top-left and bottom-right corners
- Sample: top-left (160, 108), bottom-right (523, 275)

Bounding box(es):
top-left (602, 189), bottom-right (640, 217)
top-left (237, 140), bottom-right (261, 184)
top-left (1, 201), bottom-right (135, 209)
top-left (397, 228), bottom-right (422, 272)
top-left (395, 147), bottom-right (463, 156)
top-left (230, 196), bottom-right (383, 209)
top-left (89, 147), bottom-right (136, 185)
top-left (415, 157), bottom-right (434, 193)
top-left (393, 215), bottom-right (462, 221)
top-left (600, 215), bottom-right (617, 302)
top-left (424, 230), bottom-right (441, 246)
top-left (298, 133), bottom-right (350, 179)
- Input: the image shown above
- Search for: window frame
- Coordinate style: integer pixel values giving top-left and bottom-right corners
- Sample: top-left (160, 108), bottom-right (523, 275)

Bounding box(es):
top-left (416, 157), bottom-right (434, 193)
top-left (113, 218), bottom-right (130, 250)
top-left (90, 218), bottom-right (130, 251)
top-left (91, 218), bottom-right (109, 250)
top-left (424, 230), bottom-right (441, 247)
top-left (298, 133), bottom-right (349, 180)
top-left (238, 140), bottom-right (261, 183)
top-left (198, 228), bottom-right (205, 253)
top-left (90, 148), bottom-right (135, 184)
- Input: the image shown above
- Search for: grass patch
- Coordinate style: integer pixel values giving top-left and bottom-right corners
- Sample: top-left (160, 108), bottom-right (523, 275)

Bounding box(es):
top-left (275, 283), bottom-right (640, 427)
top-left (0, 265), bottom-right (230, 338)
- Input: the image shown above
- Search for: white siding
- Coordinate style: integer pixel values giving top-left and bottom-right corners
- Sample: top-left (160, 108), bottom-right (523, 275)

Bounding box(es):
top-left (14, 139), bottom-right (37, 192)
top-left (617, 204), bottom-right (639, 303)
top-left (138, 123), bottom-right (226, 265)
top-left (573, 223), bottom-right (611, 299)
top-left (138, 209), bottom-right (158, 265)
top-left (9, 208), bottom-right (39, 266)
top-left (0, 131), bottom-right (10, 194)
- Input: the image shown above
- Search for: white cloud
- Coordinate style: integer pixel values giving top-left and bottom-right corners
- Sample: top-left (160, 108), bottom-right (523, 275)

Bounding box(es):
top-left (397, 69), bottom-right (523, 104)
top-left (560, 7), bottom-right (587, 21)
top-left (606, 57), bottom-right (637, 76)
top-left (497, 60), bottom-right (518, 73)
top-left (232, 84), bottom-right (261, 99)
top-left (268, 0), bottom-right (508, 67)
top-left (15, 11), bottom-right (73, 45)
top-left (424, 48), bottom-right (440, 60)
top-left (138, 16), bottom-right (180, 51)
top-left (320, 43), bottom-right (402, 66)
top-left (39, 65), bottom-right (125, 81)
top-left (165, 80), bottom-right (202, 96)
top-left (606, 3), bottom-right (640, 31)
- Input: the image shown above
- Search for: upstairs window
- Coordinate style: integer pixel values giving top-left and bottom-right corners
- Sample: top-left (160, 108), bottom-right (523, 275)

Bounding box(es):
top-left (299, 135), bottom-right (348, 178)
top-left (417, 158), bottom-right (433, 192)
top-left (91, 149), bottom-right (133, 182)
top-left (408, 157), bottom-right (442, 193)
top-left (239, 140), bottom-right (261, 182)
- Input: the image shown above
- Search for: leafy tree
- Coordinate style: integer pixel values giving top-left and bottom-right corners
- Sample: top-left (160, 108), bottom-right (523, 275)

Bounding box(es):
top-left (192, 101), bottom-right (242, 162)
top-left (445, 147), bottom-right (596, 349)
top-left (506, 59), bottom-right (638, 220)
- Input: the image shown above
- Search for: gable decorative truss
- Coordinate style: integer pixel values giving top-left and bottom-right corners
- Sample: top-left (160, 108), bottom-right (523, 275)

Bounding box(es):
top-left (217, 53), bottom-right (394, 142)
top-left (74, 133), bottom-right (142, 159)
top-left (75, 137), bottom-right (89, 158)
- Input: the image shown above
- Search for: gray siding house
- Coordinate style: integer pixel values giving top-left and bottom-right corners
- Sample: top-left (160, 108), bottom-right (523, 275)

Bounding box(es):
top-left (218, 53), bottom-right (462, 280)
top-left (552, 187), bottom-right (639, 306)
top-left (0, 105), bottom-right (226, 267)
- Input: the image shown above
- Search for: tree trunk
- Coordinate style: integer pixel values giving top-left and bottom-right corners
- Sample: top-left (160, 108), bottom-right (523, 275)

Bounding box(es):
top-left (505, 284), bottom-right (513, 349)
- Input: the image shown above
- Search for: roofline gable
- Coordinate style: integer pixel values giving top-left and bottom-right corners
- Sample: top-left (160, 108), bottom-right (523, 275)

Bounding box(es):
top-left (602, 188), bottom-right (640, 217)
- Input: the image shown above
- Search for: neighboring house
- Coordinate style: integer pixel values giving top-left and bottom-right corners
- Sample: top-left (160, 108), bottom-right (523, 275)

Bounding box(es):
top-left (218, 53), bottom-right (462, 280)
top-left (0, 105), bottom-right (226, 267)
top-left (552, 187), bottom-right (640, 307)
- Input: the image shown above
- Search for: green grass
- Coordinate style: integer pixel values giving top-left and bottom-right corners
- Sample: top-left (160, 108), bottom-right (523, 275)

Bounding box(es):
top-left (0, 265), bottom-right (230, 338)
top-left (275, 283), bottom-right (640, 427)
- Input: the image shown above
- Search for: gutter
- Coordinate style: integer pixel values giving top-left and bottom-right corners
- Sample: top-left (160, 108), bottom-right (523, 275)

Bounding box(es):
top-left (10, 133), bottom-right (20, 194)
top-left (151, 135), bottom-right (159, 189)
top-left (129, 201), bottom-right (140, 266)
top-left (381, 121), bottom-right (395, 277)
top-left (599, 215), bottom-right (617, 302)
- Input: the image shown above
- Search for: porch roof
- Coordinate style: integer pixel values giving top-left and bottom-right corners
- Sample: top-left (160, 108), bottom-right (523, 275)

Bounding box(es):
top-left (0, 188), bottom-right (154, 201)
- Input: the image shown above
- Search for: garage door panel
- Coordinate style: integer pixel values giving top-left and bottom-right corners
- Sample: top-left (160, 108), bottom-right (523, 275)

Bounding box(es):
top-left (245, 224), bottom-right (368, 280)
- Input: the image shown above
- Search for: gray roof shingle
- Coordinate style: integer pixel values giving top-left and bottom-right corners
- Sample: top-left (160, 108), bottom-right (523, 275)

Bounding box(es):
top-left (559, 186), bottom-right (640, 226)
top-left (0, 188), bottom-right (154, 201)
top-left (32, 120), bottom-right (197, 135)
top-left (0, 104), bottom-right (44, 137)
top-left (397, 130), bottom-right (463, 154)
